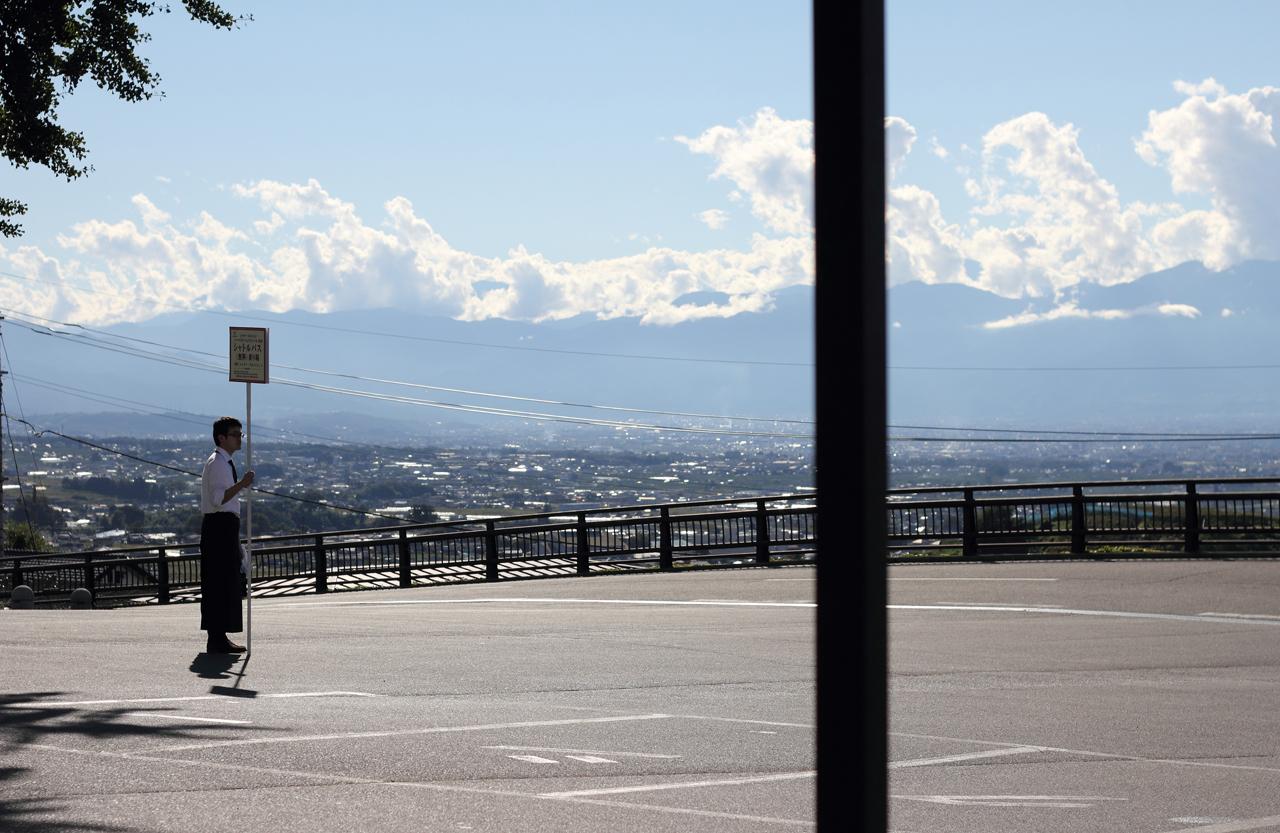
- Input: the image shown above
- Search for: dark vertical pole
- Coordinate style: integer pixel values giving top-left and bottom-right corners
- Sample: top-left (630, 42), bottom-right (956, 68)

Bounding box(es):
top-left (659, 506), bottom-right (674, 571)
top-left (484, 520), bottom-right (499, 582)
top-left (755, 499), bottom-right (771, 566)
top-left (1071, 485), bottom-right (1087, 555)
top-left (315, 535), bottom-right (329, 593)
top-left (576, 512), bottom-right (590, 576)
top-left (1185, 482), bottom-right (1201, 555)
top-left (397, 528), bottom-right (411, 588)
top-left (962, 489), bottom-right (978, 558)
top-left (157, 547), bottom-right (170, 605)
top-left (815, 1), bottom-right (885, 830)
top-left (83, 554), bottom-right (95, 598)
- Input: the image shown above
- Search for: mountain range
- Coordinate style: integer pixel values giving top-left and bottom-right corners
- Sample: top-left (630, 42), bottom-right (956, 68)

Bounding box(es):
top-left (888, 259), bottom-right (1280, 431)
top-left (6, 285), bottom-right (814, 444)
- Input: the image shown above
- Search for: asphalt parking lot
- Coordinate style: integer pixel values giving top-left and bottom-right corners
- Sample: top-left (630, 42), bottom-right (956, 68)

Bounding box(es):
top-left (1, 569), bottom-right (817, 832)
top-left (889, 559), bottom-right (1280, 833)
top-left (6, 560), bottom-right (1279, 832)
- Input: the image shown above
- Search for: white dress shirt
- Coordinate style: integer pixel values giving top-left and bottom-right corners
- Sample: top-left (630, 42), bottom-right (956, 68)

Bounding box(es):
top-left (201, 447), bottom-right (241, 516)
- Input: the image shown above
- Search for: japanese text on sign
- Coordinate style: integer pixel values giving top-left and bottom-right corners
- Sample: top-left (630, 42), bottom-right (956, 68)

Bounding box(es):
top-left (229, 327), bottom-right (270, 383)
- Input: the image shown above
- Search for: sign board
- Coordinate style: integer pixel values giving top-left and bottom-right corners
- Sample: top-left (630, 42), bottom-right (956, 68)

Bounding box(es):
top-left (229, 327), bottom-right (270, 383)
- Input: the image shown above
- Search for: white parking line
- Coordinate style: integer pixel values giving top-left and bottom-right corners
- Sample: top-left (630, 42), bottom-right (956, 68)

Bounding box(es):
top-left (483, 745), bottom-right (682, 759)
top-left (125, 712), bottom-right (252, 725)
top-left (274, 597), bottom-right (815, 609)
top-left (32, 739), bottom-right (815, 827)
top-left (540, 770), bottom-right (816, 798)
top-left (1200, 612), bottom-right (1280, 621)
top-left (5, 691), bottom-right (378, 708)
top-left (890, 746), bottom-right (1043, 769)
top-left (889, 605), bottom-right (1280, 626)
top-left (889, 578), bottom-right (1059, 582)
top-left (892, 731), bottom-right (1280, 775)
top-left (139, 713), bottom-right (673, 754)
top-left (894, 794), bottom-right (1123, 808)
top-left (1161, 815), bottom-right (1280, 833)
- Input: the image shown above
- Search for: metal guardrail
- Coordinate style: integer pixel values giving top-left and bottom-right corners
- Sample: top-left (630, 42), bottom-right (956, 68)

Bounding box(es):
top-left (0, 495), bottom-right (817, 606)
top-left (888, 476), bottom-right (1280, 560)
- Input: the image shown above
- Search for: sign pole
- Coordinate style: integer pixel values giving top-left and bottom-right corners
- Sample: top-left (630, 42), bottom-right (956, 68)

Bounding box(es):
top-left (229, 325), bottom-right (267, 658)
top-left (245, 380), bottom-right (252, 654)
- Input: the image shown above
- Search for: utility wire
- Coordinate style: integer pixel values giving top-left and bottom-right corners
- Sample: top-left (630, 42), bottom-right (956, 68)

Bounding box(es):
top-left (2, 316), bottom-right (814, 438)
top-left (888, 435), bottom-right (1280, 444)
top-left (1, 415), bottom-right (416, 523)
top-left (0, 306), bottom-right (812, 425)
top-left (890, 363), bottom-right (1280, 372)
top-left (0, 269), bottom-right (811, 368)
top-left (889, 423), bottom-right (1280, 438)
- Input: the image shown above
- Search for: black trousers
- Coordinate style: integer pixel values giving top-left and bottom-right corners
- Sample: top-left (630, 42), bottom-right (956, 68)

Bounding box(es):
top-left (200, 512), bottom-right (243, 633)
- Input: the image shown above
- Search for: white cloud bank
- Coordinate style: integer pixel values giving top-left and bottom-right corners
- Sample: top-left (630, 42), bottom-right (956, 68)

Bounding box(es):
top-left (0, 108), bottom-right (814, 327)
top-left (888, 79), bottom-right (1280, 303)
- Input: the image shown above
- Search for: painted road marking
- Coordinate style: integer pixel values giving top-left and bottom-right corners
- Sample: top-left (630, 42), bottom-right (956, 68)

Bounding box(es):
top-left (125, 712), bottom-right (252, 725)
top-left (6, 691), bottom-right (378, 708)
top-left (140, 713), bottom-right (673, 754)
top-left (894, 794), bottom-right (1125, 808)
top-left (890, 577), bottom-right (1059, 582)
top-left (274, 597), bottom-right (815, 609)
top-left (889, 604), bottom-right (1280, 626)
top-left (890, 746), bottom-right (1044, 769)
top-left (565, 755), bottom-right (618, 764)
top-left (893, 731), bottom-right (1280, 775)
top-left (32, 740), bottom-right (814, 827)
top-left (540, 770), bottom-right (816, 798)
top-left (1200, 612), bottom-right (1280, 621)
top-left (482, 746), bottom-right (682, 759)
top-left (1161, 816), bottom-right (1280, 833)
top-left (508, 755), bottom-right (558, 764)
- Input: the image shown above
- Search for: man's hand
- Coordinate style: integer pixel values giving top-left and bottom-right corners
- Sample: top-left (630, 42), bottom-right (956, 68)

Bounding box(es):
top-left (239, 471), bottom-right (255, 488)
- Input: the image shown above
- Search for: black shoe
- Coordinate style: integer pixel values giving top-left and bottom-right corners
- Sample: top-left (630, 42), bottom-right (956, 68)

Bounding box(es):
top-left (206, 640), bottom-right (246, 654)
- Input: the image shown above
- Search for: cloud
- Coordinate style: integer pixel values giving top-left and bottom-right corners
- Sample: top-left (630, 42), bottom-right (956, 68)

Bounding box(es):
top-left (0, 110), bottom-right (816, 327)
top-left (1136, 79), bottom-right (1280, 265)
top-left (887, 80), bottom-right (1280, 297)
top-left (982, 300), bottom-right (1200, 329)
top-left (885, 117), bottom-right (917, 181)
top-left (677, 107), bottom-right (813, 235)
top-left (697, 209), bottom-right (729, 230)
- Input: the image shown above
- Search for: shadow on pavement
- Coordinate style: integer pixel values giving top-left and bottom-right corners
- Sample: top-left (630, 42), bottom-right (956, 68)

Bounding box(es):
top-left (0, 690), bottom-right (270, 832)
top-left (188, 652), bottom-right (240, 680)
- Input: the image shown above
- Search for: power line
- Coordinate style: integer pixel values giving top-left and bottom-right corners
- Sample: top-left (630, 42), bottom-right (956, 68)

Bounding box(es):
top-left (0, 306), bottom-right (813, 425)
top-left (2, 315), bottom-right (814, 438)
top-left (890, 363), bottom-right (1280, 372)
top-left (888, 423), bottom-right (1280, 438)
top-left (0, 268), bottom-right (812, 368)
top-left (885, 437), bottom-right (1280, 442)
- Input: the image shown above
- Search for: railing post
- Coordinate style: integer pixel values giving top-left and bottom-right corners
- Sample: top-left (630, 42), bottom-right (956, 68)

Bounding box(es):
top-left (485, 520), bottom-right (500, 582)
top-left (12, 558), bottom-right (23, 592)
top-left (962, 489), bottom-right (978, 558)
top-left (83, 554), bottom-right (95, 598)
top-left (398, 528), bottom-right (411, 588)
top-left (659, 507), bottom-right (673, 571)
top-left (1071, 485), bottom-right (1087, 555)
top-left (576, 513), bottom-right (590, 576)
top-left (1185, 482), bottom-right (1201, 555)
top-left (314, 535), bottom-right (328, 594)
top-left (755, 499), bottom-right (771, 566)
top-left (157, 547), bottom-right (170, 605)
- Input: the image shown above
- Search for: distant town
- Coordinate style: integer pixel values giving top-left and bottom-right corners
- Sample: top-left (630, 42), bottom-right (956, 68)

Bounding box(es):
top-left (1, 424), bottom-right (815, 552)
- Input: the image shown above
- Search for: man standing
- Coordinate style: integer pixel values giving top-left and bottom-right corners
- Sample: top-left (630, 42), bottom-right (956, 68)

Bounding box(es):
top-left (200, 417), bottom-right (255, 654)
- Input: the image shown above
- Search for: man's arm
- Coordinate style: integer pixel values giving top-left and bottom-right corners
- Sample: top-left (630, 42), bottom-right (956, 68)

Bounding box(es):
top-left (220, 471), bottom-right (255, 505)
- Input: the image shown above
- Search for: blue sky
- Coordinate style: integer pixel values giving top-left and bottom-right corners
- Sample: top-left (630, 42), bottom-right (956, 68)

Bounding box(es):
top-left (887, 0), bottom-right (1280, 303)
top-left (0, 1), bottom-right (814, 328)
